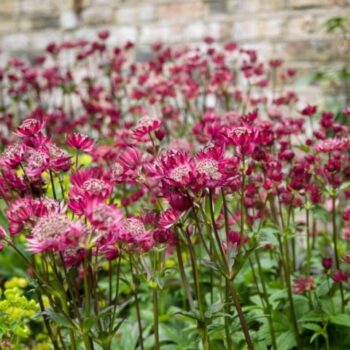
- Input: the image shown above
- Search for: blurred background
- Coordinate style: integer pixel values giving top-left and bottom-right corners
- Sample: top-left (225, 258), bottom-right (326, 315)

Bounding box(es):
top-left (1, 0), bottom-right (350, 105)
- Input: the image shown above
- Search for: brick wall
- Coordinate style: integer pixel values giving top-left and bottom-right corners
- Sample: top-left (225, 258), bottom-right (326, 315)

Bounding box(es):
top-left (0, 0), bottom-right (350, 103)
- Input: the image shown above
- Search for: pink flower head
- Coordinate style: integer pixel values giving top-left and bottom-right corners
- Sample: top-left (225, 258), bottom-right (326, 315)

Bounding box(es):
top-left (293, 276), bottom-right (315, 294)
top-left (67, 133), bottom-right (94, 153)
top-left (322, 257), bottom-right (333, 271)
top-left (194, 145), bottom-right (225, 188)
top-left (133, 116), bottom-right (161, 141)
top-left (315, 138), bottom-right (350, 153)
top-left (27, 213), bottom-right (79, 253)
top-left (301, 105), bottom-right (317, 117)
top-left (70, 168), bottom-right (112, 200)
top-left (119, 217), bottom-right (151, 246)
top-left (98, 30), bottom-right (110, 40)
top-left (225, 126), bottom-right (259, 156)
top-left (156, 150), bottom-right (195, 186)
top-left (0, 143), bottom-right (26, 168)
top-left (332, 270), bottom-right (348, 283)
top-left (24, 148), bottom-right (49, 178)
top-left (85, 200), bottom-right (123, 231)
top-left (16, 117), bottom-right (46, 137)
top-left (342, 253), bottom-right (350, 265)
top-left (343, 206), bottom-right (350, 221)
top-left (343, 107), bottom-right (350, 117)
top-left (159, 208), bottom-right (180, 229)
top-left (48, 143), bottom-right (71, 172)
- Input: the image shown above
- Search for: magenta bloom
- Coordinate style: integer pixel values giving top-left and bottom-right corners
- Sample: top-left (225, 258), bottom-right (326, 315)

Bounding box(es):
top-left (155, 150), bottom-right (195, 186)
top-left (225, 126), bottom-right (259, 156)
top-left (67, 133), bottom-right (94, 153)
top-left (0, 143), bottom-right (26, 168)
top-left (315, 138), bottom-right (350, 153)
top-left (293, 277), bottom-right (315, 294)
top-left (27, 213), bottom-right (81, 253)
top-left (301, 105), bottom-right (317, 117)
top-left (119, 217), bottom-right (152, 250)
top-left (194, 145), bottom-right (225, 188)
top-left (48, 144), bottom-right (71, 172)
top-left (343, 206), bottom-right (350, 221)
top-left (24, 149), bottom-right (49, 178)
top-left (332, 270), bottom-right (348, 283)
top-left (85, 200), bottom-right (123, 231)
top-left (16, 118), bottom-right (46, 137)
top-left (133, 116), bottom-right (161, 141)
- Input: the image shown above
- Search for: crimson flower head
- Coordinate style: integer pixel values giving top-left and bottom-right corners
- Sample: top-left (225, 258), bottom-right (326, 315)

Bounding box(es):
top-left (293, 276), bottom-right (315, 294)
top-left (119, 217), bottom-right (151, 246)
top-left (301, 105), bottom-right (317, 117)
top-left (67, 133), bottom-right (94, 153)
top-left (225, 126), bottom-right (259, 156)
top-left (343, 107), bottom-right (350, 116)
top-left (332, 270), bottom-right (348, 283)
top-left (0, 143), bottom-right (26, 168)
top-left (343, 206), bottom-right (350, 221)
top-left (48, 143), bottom-right (71, 172)
top-left (98, 30), bottom-right (110, 40)
top-left (322, 257), bottom-right (333, 271)
top-left (133, 116), bottom-right (161, 142)
top-left (155, 150), bottom-right (195, 187)
top-left (85, 200), bottom-right (123, 231)
top-left (194, 145), bottom-right (225, 189)
top-left (27, 213), bottom-right (81, 253)
top-left (16, 118), bottom-right (46, 137)
top-left (315, 138), bottom-right (350, 153)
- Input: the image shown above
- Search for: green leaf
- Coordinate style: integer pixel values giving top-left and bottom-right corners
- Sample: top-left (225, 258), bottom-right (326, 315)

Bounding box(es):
top-left (301, 323), bottom-right (322, 332)
top-left (276, 330), bottom-right (296, 350)
top-left (330, 314), bottom-right (350, 327)
top-left (44, 309), bottom-right (75, 329)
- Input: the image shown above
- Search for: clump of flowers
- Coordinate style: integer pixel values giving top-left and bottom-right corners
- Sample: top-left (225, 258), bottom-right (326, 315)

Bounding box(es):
top-left (0, 31), bottom-right (350, 350)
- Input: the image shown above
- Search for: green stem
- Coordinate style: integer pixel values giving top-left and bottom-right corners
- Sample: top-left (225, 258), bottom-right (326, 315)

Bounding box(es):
top-left (331, 194), bottom-right (345, 312)
top-left (129, 258), bottom-right (145, 350)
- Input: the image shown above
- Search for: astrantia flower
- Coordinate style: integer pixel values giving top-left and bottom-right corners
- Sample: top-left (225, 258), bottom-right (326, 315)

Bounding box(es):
top-left (315, 138), bottom-right (350, 153)
top-left (48, 143), bottom-right (71, 172)
top-left (70, 168), bottom-right (112, 200)
top-left (225, 126), bottom-right (259, 156)
top-left (119, 217), bottom-right (151, 247)
top-left (194, 145), bottom-right (225, 188)
top-left (301, 105), bottom-right (317, 117)
top-left (155, 150), bottom-right (195, 186)
top-left (85, 200), bottom-right (123, 231)
top-left (24, 149), bottom-right (49, 178)
top-left (332, 270), bottom-right (348, 283)
top-left (67, 133), bottom-right (94, 153)
top-left (16, 118), bottom-right (46, 137)
top-left (0, 143), bottom-right (26, 168)
top-left (133, 116), bottom-right (161, 141)
top-left (322, 257), bottom-right (333, 271)
top-left (293, 277), bottom-right (315, 294)
top-left (159, 208), bottom-right (180, 229)
top-left (27, 213), bottom-right (79, 253)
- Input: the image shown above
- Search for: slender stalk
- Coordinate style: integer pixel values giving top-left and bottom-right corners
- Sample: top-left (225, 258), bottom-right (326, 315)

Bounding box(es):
top-left (331, 194), bottom-right (345, 311)
top-left (255, 252), bottom-right (277, 350)
top-left (153, 287), bottom-right (160, 350)
top-left (228, 282), bottom-right (254, 350)
top-left (129, 258), bottom-right (145, 350)
top-left (175, 238), bottom-right (195, 311)
top-left (306, 207), bottom-right (311, 275)
top-left (182, 227), bottom-right (211, 350)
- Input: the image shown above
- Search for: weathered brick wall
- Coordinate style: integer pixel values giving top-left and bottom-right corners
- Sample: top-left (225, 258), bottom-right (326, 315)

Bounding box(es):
top-left (0, 0), bottom-right (350, 103)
